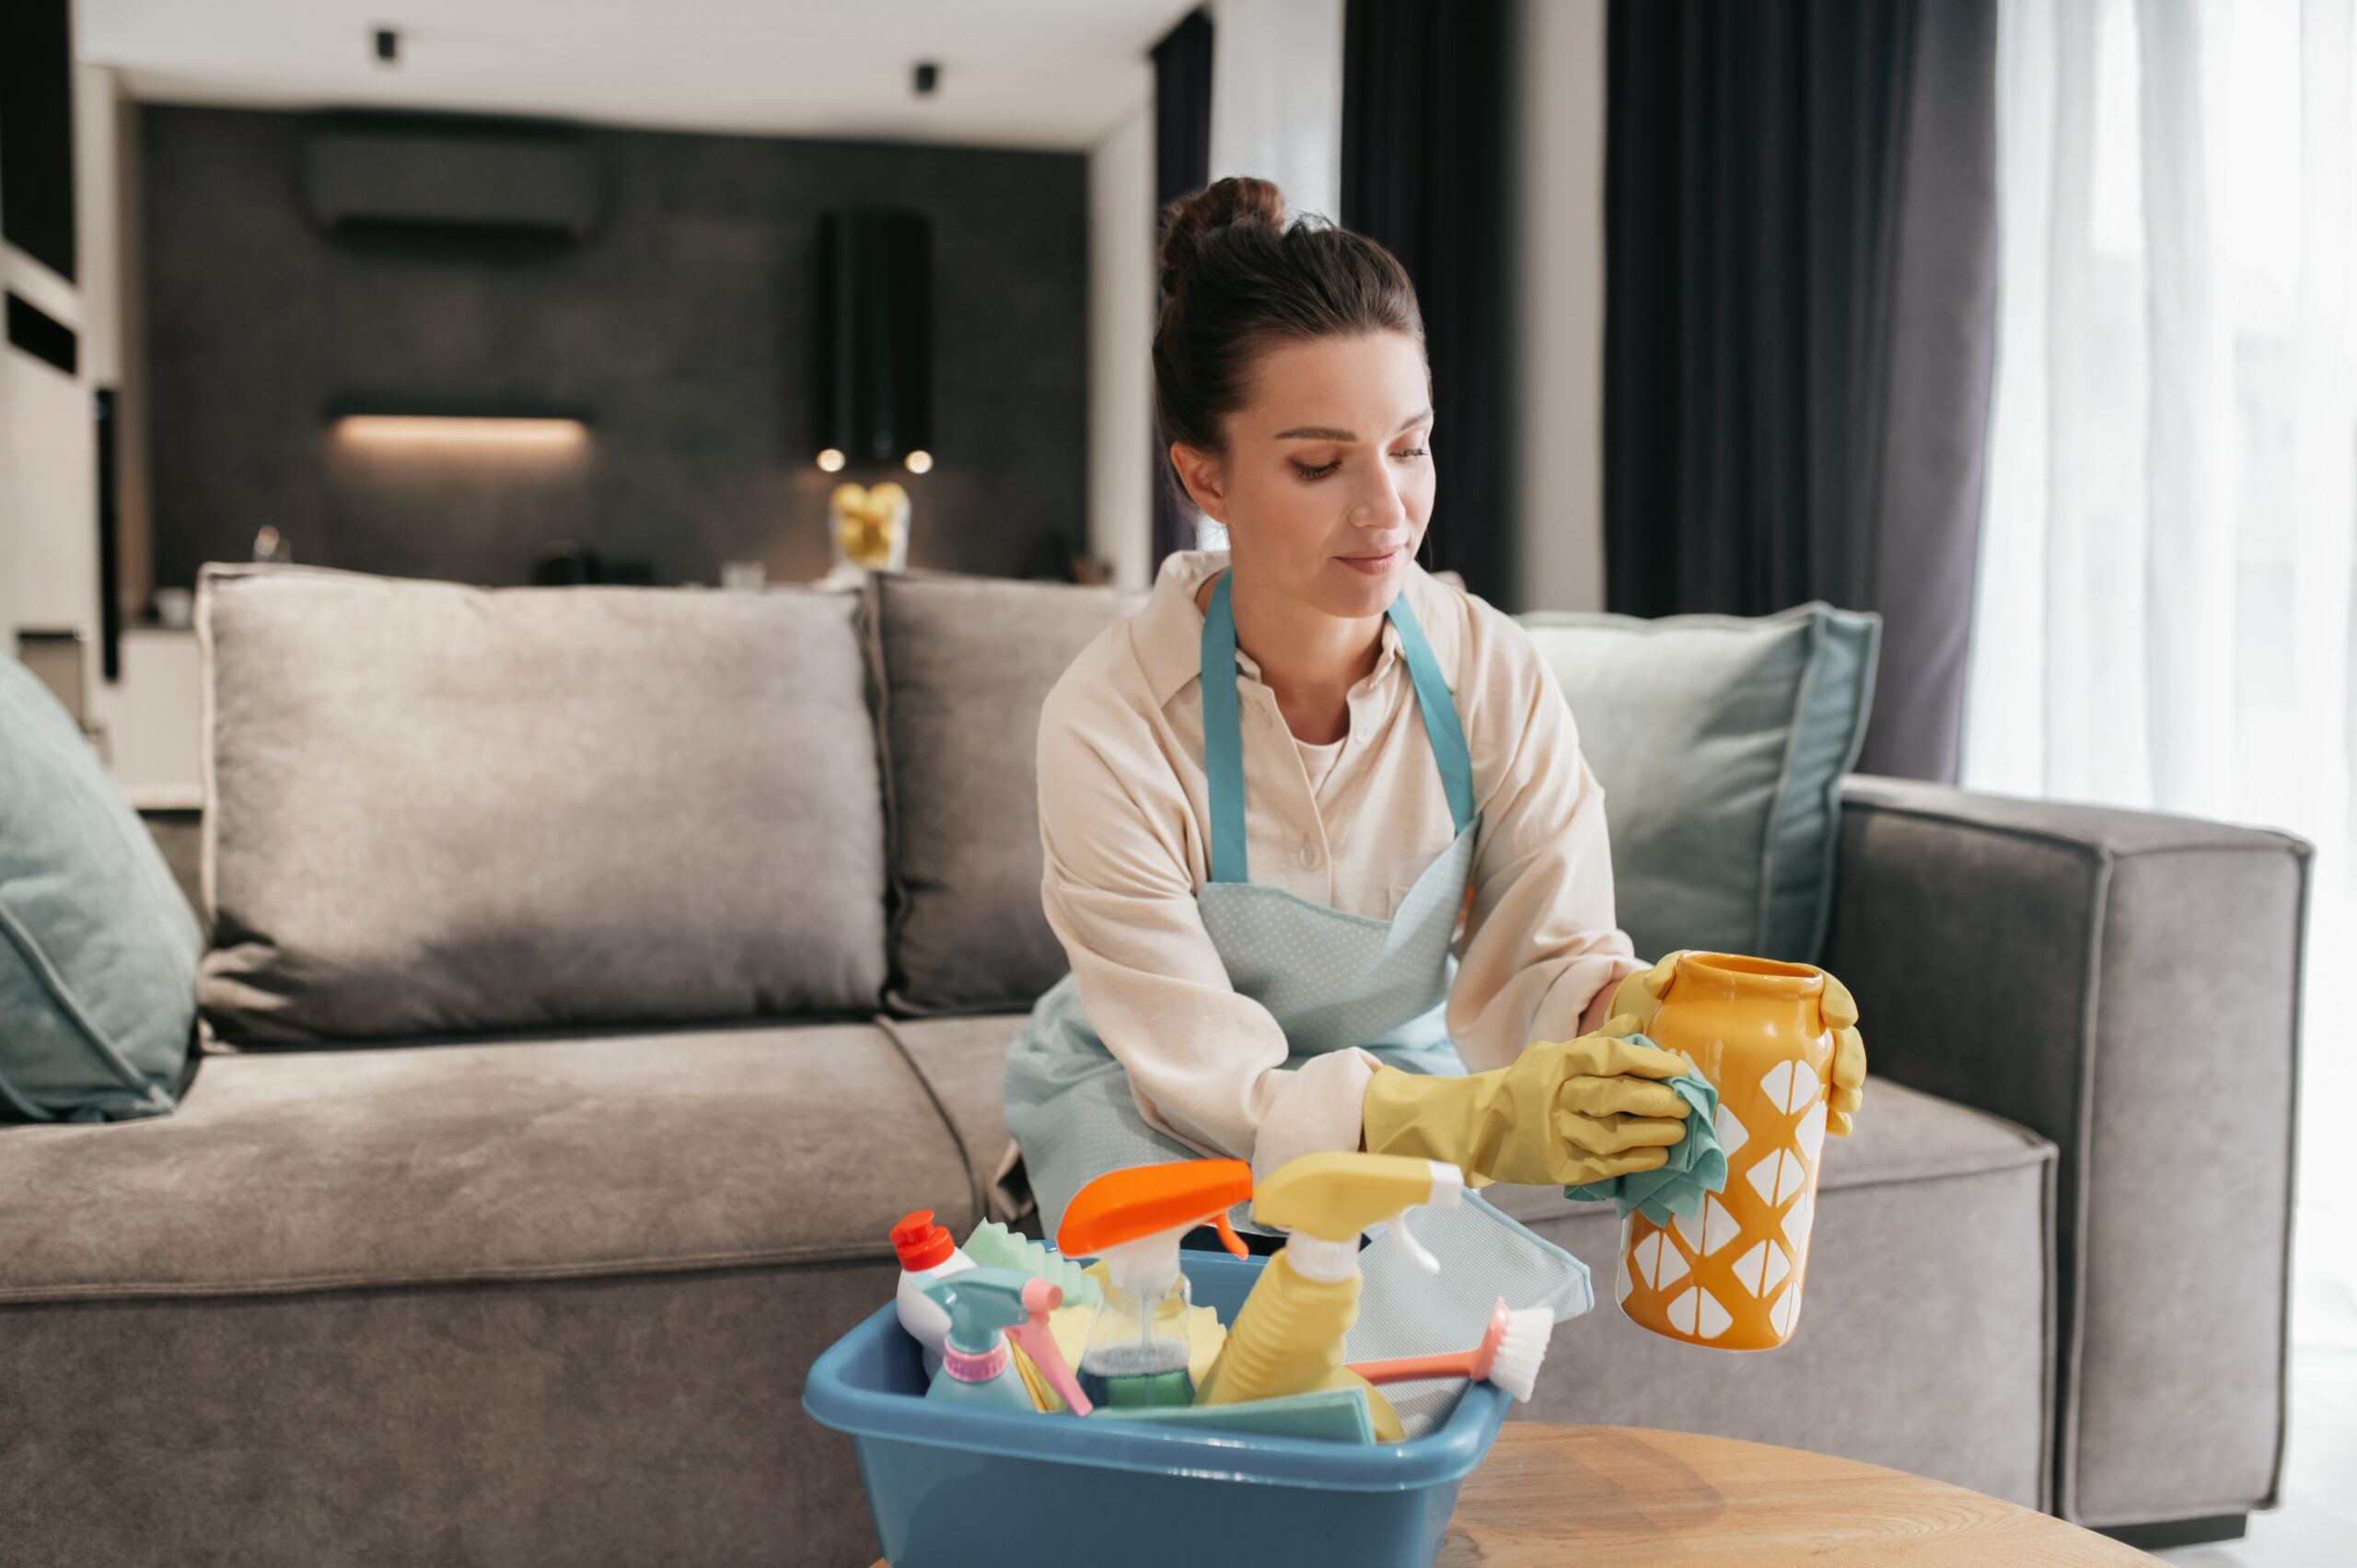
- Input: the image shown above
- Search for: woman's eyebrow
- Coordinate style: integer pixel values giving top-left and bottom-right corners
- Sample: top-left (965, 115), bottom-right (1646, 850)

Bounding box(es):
top-left (1271, 410), bottom-right (1434, 441)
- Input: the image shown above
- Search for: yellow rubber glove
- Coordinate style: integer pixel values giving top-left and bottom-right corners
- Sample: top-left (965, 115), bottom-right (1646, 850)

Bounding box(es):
top-left (1609, 950), bottom-right (1866, 1136)
top-left (1361, 1031), bottom-right (1692, 1187)
top-left (1607, 949), bottom-right (1689, 1038)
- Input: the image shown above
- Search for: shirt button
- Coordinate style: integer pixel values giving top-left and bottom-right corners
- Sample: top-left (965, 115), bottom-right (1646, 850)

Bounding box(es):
top-left (1297, 841), bottom-right (1322, 869)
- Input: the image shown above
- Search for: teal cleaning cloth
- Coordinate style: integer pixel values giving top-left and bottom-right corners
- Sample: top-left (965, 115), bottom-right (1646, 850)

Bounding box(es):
top-left (1091, 1388), bottom-right (1376, 1444)
top-left (1562, 1054), bottom-right (1727, 1225)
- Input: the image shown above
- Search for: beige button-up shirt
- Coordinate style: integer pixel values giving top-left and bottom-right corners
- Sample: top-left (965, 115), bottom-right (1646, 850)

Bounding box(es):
top-left (1036, 551), bottom-right (1639, 1182)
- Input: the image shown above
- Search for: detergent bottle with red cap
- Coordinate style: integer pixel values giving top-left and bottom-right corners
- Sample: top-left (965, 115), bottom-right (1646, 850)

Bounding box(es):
top-left (1055, 1160), bottom-right (1254, 1410)
top-left (890, 1209), bottom-right (978, 1378)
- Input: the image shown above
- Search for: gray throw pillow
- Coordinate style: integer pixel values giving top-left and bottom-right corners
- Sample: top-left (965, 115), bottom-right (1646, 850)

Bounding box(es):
top-left (0, 657), bottom-right (203, 1119)
top-left (873, 574), bottom-right (1146, 1014)
top-left (1519, 602), bottom-right (1879, 964)
top-left (199, 565), bottom-right (888, 1042)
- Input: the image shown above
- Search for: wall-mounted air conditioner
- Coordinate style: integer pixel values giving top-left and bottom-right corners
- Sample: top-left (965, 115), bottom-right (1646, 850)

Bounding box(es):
top-left (299, 119), bottom-right (602, 243)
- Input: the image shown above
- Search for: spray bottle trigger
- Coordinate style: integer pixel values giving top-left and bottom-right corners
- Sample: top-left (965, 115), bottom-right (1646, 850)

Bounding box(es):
top-left (1387, 1209), bottom-right (1441, 1274)
top-left (1382, 1161), bottom-right (1465, 1276)
top-left (1211, 1210), bottom-right (1248, 1259)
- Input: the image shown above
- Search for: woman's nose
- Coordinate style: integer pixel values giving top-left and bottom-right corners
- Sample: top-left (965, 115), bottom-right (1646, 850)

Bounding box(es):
top-left (1350, 459), bottom-right (1410, 528)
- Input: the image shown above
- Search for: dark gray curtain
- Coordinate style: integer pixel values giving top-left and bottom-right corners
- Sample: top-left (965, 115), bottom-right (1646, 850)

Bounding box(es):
top-left (1341, 0), bottom-right (1508, 603)
top-left (1603, 0), bottom-right (1998, 782)
top-left (1151, 8), bottom-right (1213, 571)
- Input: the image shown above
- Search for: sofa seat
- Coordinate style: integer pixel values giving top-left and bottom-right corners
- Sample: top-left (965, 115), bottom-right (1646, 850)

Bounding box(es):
top-left (0, 1022), bottom-right (977, 1304)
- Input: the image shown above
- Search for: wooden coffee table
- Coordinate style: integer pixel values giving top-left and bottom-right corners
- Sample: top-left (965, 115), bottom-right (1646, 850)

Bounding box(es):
top-left (1434, 1423), bottom-right (2149, 1564)
top-left (865, 1422), bottom-right (2145, 1566)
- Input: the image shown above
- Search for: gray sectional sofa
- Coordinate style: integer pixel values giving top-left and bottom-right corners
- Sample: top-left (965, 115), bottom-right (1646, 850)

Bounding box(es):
top-left (0, 564), bottom-right (2308, 1566)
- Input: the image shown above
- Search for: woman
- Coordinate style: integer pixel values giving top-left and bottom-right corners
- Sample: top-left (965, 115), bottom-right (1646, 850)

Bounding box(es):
top-left (1004, 180), bottom-right (1864, 1248)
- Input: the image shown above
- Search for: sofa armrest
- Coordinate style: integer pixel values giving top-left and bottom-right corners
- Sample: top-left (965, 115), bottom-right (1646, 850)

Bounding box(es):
top-left (1820, 776), bottom-right (2308, 1528)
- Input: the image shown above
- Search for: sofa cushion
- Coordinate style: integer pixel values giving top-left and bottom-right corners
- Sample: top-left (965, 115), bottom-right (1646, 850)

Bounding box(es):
top-left (198, 565), bottom-right (888, 1042)
top-left (0, 1021), bottom-right (974, 1303)
top-left (871, 574), bottom-right (1145, 1014)
top-left (0, 1261), bottom-right (892, 1568)
top-left (879, 1013), bottom-right (1029, 1220)
top-left (1520, 601), bottom-right (1879, 962)
top-left (0, 656), bottom-right (203, 1121)
top-left (1484, 1078), bottom-right (2055, 1507)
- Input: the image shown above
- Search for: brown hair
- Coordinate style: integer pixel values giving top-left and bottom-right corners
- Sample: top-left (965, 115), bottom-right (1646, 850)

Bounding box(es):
top-left (1153, 179), bottom-right (1424, 482)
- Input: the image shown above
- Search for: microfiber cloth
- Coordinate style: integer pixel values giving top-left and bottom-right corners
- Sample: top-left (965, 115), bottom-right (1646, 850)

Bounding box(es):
top-left (1562, 1054), bottom-right (1727, 1225)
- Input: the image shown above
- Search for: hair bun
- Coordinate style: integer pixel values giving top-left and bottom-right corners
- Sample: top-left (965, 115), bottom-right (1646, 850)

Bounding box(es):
top-left (1159, 177), bottom-right (1287, 299)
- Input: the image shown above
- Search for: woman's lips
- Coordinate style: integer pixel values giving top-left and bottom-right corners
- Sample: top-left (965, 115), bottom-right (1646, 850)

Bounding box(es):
top-left (1337, 547), bottom-right (1407, 576)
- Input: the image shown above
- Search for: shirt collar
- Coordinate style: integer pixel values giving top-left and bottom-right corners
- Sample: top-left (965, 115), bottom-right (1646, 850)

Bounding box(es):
top-left (1132, 548), bottom-right (1444, 709)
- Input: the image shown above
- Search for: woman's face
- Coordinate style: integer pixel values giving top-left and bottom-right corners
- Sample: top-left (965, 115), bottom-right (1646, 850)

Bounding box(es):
top-left (1173, 331), bottom-right (1434, 622)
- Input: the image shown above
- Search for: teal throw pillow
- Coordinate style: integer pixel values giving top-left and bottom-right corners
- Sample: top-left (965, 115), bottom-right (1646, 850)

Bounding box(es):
top-left (0, 656), bottom-right (203, 1120)
top-left (1519, 602), bottom-right (1879, 965)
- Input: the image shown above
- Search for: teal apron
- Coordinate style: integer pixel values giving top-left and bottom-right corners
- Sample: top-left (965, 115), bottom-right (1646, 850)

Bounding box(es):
top-left (1004, 575), bottom-right (1470, 1233)
top-left (1003, 575), bottom-right (1592, 1432)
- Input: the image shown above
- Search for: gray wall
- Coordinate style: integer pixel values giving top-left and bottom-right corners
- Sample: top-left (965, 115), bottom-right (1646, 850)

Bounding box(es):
top-left (141, 106), bottom-right (1086, 589)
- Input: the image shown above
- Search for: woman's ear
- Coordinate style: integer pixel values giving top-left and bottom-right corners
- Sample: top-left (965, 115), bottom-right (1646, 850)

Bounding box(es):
top-left (1171, 443), bottom-right (1230, 525)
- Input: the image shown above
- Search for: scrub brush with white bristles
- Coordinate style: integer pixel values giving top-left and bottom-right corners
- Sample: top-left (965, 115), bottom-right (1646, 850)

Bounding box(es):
top-left (1346, 1296), bottom-right (1555, 1403)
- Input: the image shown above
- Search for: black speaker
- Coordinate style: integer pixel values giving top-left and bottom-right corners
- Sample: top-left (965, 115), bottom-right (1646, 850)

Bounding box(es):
top-left (814, 208), bottom-right (932, 467)
top-left (96, 388), bottom-right (120, 680)
top-left (0, 0), bottom-right (76, 282)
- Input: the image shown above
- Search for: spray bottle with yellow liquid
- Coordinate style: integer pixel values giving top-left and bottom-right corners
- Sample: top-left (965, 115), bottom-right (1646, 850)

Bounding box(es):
top-left (1192, 1151), bottom-right (1464, 1443)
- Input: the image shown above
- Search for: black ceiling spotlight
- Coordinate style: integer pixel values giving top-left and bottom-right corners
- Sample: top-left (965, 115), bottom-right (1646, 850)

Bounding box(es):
top-left (814, 208), bottom-right (933, 473)
top-left (912, 61), bottom-right (939, 96)
top-left (373, 28), bottom-right (400, 65)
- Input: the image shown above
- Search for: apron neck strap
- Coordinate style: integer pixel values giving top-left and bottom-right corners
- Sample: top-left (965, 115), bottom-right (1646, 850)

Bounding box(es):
top-left (1201, 575), bottom-right (1251, 885)
top-left (1386, 592), bottom-right (1478, 837)
top-left (1200, 573), bottom-right (1475, 886)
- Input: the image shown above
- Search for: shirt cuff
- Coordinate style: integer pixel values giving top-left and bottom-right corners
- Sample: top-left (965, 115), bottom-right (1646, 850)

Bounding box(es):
top-left (1248, 1048), bottom-right (1381, 1186)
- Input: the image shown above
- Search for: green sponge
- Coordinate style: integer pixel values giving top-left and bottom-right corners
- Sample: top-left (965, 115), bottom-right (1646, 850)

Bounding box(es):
top-left (962, 1220), bottom-right (1103, 1307)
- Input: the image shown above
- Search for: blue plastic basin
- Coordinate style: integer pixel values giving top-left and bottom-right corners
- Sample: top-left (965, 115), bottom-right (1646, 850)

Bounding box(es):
top-left (802, 1251), bottom-right (1511, 1568)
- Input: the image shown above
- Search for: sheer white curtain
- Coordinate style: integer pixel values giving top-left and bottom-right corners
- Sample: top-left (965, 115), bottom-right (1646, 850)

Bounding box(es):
top-left (1186, 0), bottom-right (1348, 554)
top-left (1965, 0), bottom-right (2354, 1307)
top-left (1208, 0), bottom-right (1346, 224)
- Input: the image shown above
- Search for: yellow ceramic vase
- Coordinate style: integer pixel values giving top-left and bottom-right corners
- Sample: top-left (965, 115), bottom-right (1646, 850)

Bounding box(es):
top-left (1616, 953), bottom-right (1835, 1351)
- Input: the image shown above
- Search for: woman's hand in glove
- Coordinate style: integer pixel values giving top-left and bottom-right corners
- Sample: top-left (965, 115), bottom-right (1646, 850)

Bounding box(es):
top-left (1361, 1031), bottom-right (1694, 1188)
top-left (1610, 950), bottom-right (1866, 1136)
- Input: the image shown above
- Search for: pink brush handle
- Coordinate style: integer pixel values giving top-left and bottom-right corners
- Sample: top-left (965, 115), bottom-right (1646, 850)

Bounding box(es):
top-left (1348, 1299), bottom-right (1513, 1387)
top-left (1010, 1321), bottom-right (1092, 1416)
top-left (1348, 1350), bottom-right (1480, 1385)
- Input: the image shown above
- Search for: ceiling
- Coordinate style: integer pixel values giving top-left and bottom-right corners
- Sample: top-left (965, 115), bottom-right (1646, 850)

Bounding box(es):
top-left (77, 0), bottom-right (1192, 149)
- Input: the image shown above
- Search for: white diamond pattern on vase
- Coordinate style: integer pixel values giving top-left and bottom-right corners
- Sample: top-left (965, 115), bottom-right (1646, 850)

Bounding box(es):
top-left (1714, 1103), bottom-right (1748, 1159)
top-left (1665, 1285), bottom-right (1733, 1340)
top-left (1760, 1059), bottom-right (1821, 1115)
top-left (1730, 1238), bottom-right (1793, 1297)
top-left (1701, 1193), bottom-right (1742, 1256)
top-left (1630, 1228), bottom-right (1691, 1291)
top-left (1672, 1203), bottom-right (1706, 1255)
top-left (1770, 1286), bottom-right (1799, 1338)
top-left (1746, 1147), bottom-right (1805, 1206)
top-left (1618, 1260), bottom-right (1633, 1303)
top-left (1796, 1098), bottom-right (1828, 1162)
top-left (1782, 1190), bottom-right (1814, 1251)
top-left (1631, 1231), bottom-right (1661, 1288)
